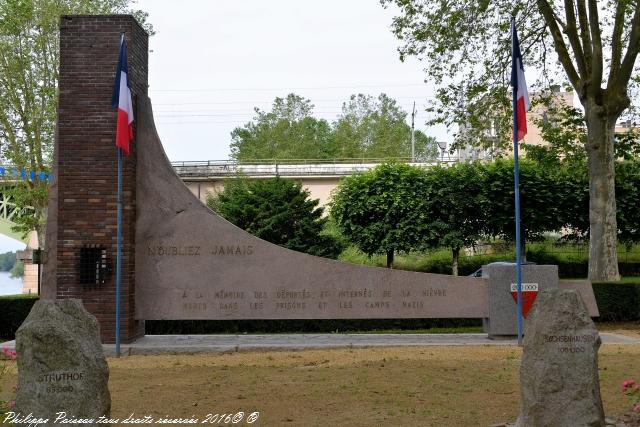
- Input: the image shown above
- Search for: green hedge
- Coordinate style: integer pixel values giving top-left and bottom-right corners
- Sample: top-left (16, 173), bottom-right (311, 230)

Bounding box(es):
top-left (145, 318), bottom-right (482, 335)
top-left (0, 294), bottom-right (39, 339)
top-left (592, 281), bottom-right (640, 322)
top-left (418, 255), bottom-right (640, 279)
top-left (525, 246), bottom-right (640, 278)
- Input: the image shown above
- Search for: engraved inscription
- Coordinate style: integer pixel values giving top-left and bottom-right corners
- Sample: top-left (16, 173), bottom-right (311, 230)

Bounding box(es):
top-left (210, 245), bottom-right (253, 255)
top-left (275, 288), bottom-right (310, 310)
top-left (164, 279), bottom-right (480, 319)
top-left (365, 301), bottom-right (390, 309)
top-left (146, 243), bottom-right (254, 256)
top-left (219, 302), bottom-right (238, 310)
top-left (338, 288), bottom-right (373, 298)
top-left (423, 288), bottom-right (446, 297)
top-left (276, 302), bottom-right (306, 310)
top-left (214, 290), bottom-right (245, 299)
top-left (402, 301), bottom-right (424, 309)
top-left (543, 334), bottom-right (595, 354)
top-left (176, 285), bottom-right (454, 315)
top-left (213, 290), bottom-right (243, 311)
top-left (276, 289), bottom-right (311, 299)
top-left (148, 245), bottom-right (201, 256)
top-left (183, 302), bottom-right (207, 311)
top-left (36, 371), bottom-right (85, 394)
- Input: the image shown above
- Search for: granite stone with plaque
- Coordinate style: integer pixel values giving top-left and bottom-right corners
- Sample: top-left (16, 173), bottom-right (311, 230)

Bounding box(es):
top-left (516, 289), bottom-right (605, 427)
top-left (14, 299), bottom-right (110, 424)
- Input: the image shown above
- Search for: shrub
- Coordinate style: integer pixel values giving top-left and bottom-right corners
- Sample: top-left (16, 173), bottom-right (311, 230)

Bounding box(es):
top-left (145, 318), bottom-right (482, 335)
top-left (209, 176), bottom-right (344, 259)
top-left (592, 281), bottom-right (640, 322)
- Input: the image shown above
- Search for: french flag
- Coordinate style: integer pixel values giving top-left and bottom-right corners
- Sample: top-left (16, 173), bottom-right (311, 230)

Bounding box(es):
top-left (111, 34), bottom-right (134, 156)
top-left (511, 22), bottom-right (530, 142)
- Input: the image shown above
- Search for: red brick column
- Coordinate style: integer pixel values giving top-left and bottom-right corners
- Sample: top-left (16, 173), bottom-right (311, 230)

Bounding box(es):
top-left (51, 15), bottom-right (148, 343)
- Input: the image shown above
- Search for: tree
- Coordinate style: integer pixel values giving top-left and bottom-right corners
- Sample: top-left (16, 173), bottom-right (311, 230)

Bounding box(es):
top-left (524, 102), bottom-right (640, 166)
top-left (413, 130), bottom-right (440, 162)
top-left (425, 163), bottom-right (488, 275)
top-left (230, 93), bottom-right (440, 161)
top-left (381, 0), bottom-right (640, 281)
top-left (0, 251), bottom-right (17, 271)
top-left (522, 103), bottom-right (589, 169)
top-left (483, 159), bottom-right (587, 254)
top-left (0, 0), bottom-right (151, 247)
top-left (208, 176), bottom-right (344, 259)
top-left (330, 163), bottom-right (431, 268)
top-left (230, 94), bottom-right (334, 160)
top-left (332, 93), bottom-right (439, 160)
top-left (10, 259), bottom-right (23, 278)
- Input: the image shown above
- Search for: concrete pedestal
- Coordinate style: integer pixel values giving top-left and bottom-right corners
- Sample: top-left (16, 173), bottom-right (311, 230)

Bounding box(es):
top-left (482, 262), bottom-right (558, 338)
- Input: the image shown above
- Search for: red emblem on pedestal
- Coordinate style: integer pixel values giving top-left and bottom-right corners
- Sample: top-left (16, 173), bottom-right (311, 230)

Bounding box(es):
top-left (510, 283), bottom-right (539, 317)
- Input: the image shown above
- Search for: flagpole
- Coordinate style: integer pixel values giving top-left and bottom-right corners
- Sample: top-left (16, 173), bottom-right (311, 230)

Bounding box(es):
top-left (511, 16), bottom-right (524, 346)
top-left (116, 146), bottom-right (122, 357)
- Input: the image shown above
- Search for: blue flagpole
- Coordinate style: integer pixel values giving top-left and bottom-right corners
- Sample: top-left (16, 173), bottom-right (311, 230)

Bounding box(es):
top-left (116, 147), bottom-right (123, 357)
top-left (511, 16), bottom-right (524, 346)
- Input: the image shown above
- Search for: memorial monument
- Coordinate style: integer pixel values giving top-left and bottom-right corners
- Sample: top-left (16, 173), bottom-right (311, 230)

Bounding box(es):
top-left (41, 15), bottom-right (598, 344)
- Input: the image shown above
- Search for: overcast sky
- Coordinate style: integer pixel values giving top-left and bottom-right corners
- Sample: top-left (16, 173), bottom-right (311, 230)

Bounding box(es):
top-left (135, 0), bottom-right (449, 161)
top-left (0, 1), bottom-right (453, 262)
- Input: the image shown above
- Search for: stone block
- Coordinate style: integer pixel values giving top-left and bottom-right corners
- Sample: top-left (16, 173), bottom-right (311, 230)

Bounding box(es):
top-left (483, 262), bottom-right (558, 338)
top-left (516, 289), bottom-right (605, 427)
top-left (15, 299), bottom-right (110, 423)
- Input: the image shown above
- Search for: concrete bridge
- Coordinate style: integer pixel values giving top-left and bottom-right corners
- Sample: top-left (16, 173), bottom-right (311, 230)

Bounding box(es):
top-left (173, 158), bottom-right (458, 207)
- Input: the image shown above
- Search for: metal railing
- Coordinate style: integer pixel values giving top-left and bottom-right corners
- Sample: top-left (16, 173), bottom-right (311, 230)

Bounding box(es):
top-left (171, 157), bottom-right (463, 178)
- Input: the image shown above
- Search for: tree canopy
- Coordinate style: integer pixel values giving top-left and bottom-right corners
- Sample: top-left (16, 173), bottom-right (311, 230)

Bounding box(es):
top-left (331, 93), bottom-right (438, 160)
top-left (0, 0), bottom-right (151, 245)
top-left (230, 93), bottom-right (439, 162)
top-left (208, 176), bottom-right (344, 259)
top-left (331, 159), bottom-right (640, 274)
top-left (230, 94), bottom-right (334, 161)
top-left (380, 0), bottom-right (640, 281)
top-left (330, 163), bottom-right (432, 268)
top-left (425, 163), bottom-right (488, 275)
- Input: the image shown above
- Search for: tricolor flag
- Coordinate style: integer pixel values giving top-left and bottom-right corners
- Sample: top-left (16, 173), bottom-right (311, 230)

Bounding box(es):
top-left (111, 34), bottom-right (134, 156)
top-left (510, 22), bottom-right (530, 142)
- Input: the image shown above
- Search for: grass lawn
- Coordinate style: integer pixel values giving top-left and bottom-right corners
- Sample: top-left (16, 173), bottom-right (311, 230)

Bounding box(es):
top-left (2, 343), bottom-right (639, 426)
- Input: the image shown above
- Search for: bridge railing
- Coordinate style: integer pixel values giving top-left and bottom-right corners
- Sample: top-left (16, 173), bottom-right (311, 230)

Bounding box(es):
top-left (171, 157), bottom-right (462, 178)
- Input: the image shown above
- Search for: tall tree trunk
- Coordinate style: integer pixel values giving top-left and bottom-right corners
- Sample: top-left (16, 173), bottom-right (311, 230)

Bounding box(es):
top-left (585, 104), bottom-right (620, 281)
top-left (386, 249), bottom-right (394, 269)
top-left (451, 247), bottom-right (460, 276)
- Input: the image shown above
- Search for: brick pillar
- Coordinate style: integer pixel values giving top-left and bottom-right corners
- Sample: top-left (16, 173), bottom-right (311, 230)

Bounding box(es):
top-left (50, 15), bottom-right (148, 343)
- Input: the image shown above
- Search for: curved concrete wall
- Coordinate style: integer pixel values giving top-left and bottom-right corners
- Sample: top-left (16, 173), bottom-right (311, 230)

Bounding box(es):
top-left (135, 96), bottom-right (488, 320)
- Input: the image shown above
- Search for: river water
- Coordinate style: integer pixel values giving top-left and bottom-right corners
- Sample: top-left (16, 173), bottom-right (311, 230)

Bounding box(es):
top-left (0, 271), bottom-right (23, 296)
